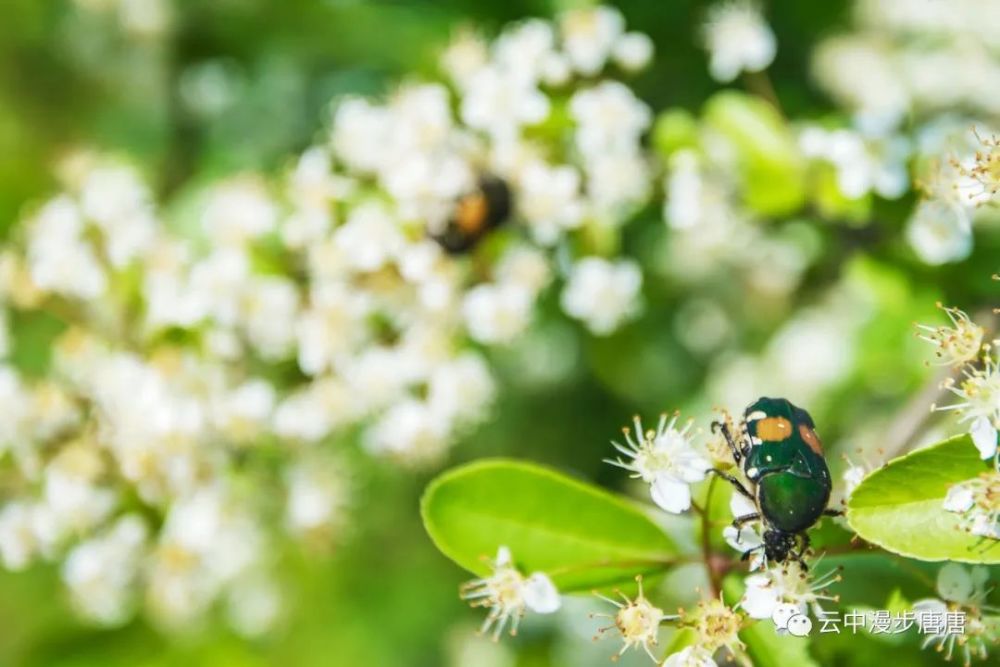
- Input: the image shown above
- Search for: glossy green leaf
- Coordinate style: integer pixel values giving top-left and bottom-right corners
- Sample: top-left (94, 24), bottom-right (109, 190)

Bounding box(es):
top-left (847, 435), bottom-right (1000, 563)
top-left (703, 91), bottom-right (806, 216)
top-left (421, 459), bottom-right (676, 591)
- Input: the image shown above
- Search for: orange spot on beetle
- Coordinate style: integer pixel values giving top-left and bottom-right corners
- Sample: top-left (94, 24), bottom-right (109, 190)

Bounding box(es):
top-left (755, 416), bottom-right (793, 441)
top-left (454, 193), bottom-right (488, 234)
top-left (798, 424), bottom-right (824, 455)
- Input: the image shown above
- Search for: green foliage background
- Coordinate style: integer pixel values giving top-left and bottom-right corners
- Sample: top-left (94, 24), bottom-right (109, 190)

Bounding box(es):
top-left (1, 1), bottom-right (998, 666)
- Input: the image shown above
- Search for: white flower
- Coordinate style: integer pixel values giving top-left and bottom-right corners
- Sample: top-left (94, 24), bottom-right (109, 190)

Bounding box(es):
top-left (798, 125), bottom-right (911, 199)
top-left (934, 350), bottom-right (1000, 459)
top-left (330, 97), bottom-right (390, 173)
top-left (971, 414), bottom-right (999, 460)
top-left (460, 546), bottom-right (560, 641)
top-left (606, 413), bottom-right (709, 513)
top-left (334, 201), bottom-right (406, 273)
top-left (702, 2), bottom-right (777, 82)
top-left (147, 486), bottom-right (264, 628)
top-left (584, 152), bottom-right (651, 215)
top-left (515, 161), bottom-right (585, 244)
top-left (343, 346), bottom-right (414, 413)
top-left (188, 247), bottom-right (251, 327)
top-left (613, 32), bottom-right (654, 72)
top-left (723, 491), bottom-right (766, 571)
top-left (441, 28), bottom-right (489, 88)
top-left (240, 276), bottom-right (299, 359)
top-left (460, 65), bottom-right (549, 140)
top-left (913, 564), bottom-right (998, 665)
top-left (593, 576), bottom-right (675, 662)
top-left (27, 196), bottom-right (107, 299)
top-left (0, 502), bottom-right (43, 570)
top-left (812, 36), bottom-right (909, 125)
top-left (462, 283), bottom-right (534, 345)
top-left (43, 442), bottom-right (117, 536)
top-left (665, 150), bottom-right (712, 230)
top-left (364, 399), bottom-right (450, 464)
top-left (285, 456), bottom-right (349, 538)
top-left (200, 176), bottom-right (277, 246)
top-left (273, 383), bottom-right (342, 443)
top-left (954, 129), bottom-right (1000, 206)
top-left (495, 245), bottom-right (551, 297)
top-left (905, 198), bottom-right (973, 266)
top-left (970, 513), bottom-right (1000, 540)
top-left (494, 19), bottom-right (558, 85)
top-left (842, 463), bottom-right (867, 499)
top-left (561, 257), bottom-right (642, 335)
top-left (212, 379), bottom-right (275, 441)
top-left (915, 304), bottom-right (985, 368)
top-left (739, 561), bottom-right (841, 621)
top-left (559, 6), bottom-right (625, 76)
top-left (662, 646), bottom-right (718, 667)
top-left (942, 468), bottom-right (1000, 540)
top-left (226, 575), bottom-right (282, 638)
top-left (62, 515), bottom-right (147, 625)
top-left (569, 82), bottom-right (651, 158)
top-left (296, 282), bottom-right (371, 376)
top-left (426, 353), bottom-right (495, 427)
top-left (79, 164), bottom-right (157, 267)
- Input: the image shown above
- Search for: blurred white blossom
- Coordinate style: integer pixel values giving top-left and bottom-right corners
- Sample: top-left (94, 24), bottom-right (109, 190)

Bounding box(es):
top-left (702, 2), bottom-right (777, 82)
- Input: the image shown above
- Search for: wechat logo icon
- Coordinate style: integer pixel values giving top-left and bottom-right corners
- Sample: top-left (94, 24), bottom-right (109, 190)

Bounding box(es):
top-left (771, 602), bottom-right (813, 637)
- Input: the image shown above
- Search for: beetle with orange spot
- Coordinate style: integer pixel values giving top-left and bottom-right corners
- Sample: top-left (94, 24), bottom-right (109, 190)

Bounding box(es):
top-left (711, 397), bottom-right (843, 569)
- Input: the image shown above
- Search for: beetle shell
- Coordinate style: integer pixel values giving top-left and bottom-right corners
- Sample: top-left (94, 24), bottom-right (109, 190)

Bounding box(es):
top-left (742, 397), bottom-right (832, 534)
top-left (433, 176), bottom-right (511, 254)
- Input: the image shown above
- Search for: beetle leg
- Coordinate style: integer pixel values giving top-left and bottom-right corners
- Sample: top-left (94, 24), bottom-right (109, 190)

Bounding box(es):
top-left (732, 513), bottom-right (760, 529)
top-left (708, 468), bottom-right (754, 500)
top-left (791, 534), bottom-right (811, 570)
top-left (711, 420), bottom-right (743, 465)
top-left (823, 509), bottom-right (844, 517)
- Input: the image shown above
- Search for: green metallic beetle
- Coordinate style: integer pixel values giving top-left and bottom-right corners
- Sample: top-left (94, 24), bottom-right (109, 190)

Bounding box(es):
top-left (711, 397), bottom-right (842, 567)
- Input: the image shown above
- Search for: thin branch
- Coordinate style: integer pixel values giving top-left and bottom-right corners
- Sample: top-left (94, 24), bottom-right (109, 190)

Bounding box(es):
top-left (701, 475), bottom-right (722, 597)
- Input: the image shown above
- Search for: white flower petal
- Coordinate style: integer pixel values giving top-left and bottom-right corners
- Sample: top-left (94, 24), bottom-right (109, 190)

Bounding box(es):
top-left (970, 416), bottom-right (998, 460)
top-left (522, 573), bottom-right (561, 614)
top-left (740, 575), bottom-right (779, 619)
top-left (662, 646), bottom-right (718, 667)
top-left (936, 563), bottom-right (974, 604)
top-left (970, 514), bottom-right (1000, 540)
top-left (650, 475), bottom-right (691, 514)
top-left (723, 524), bottom-right (763, 551)
top-left (729, 491), bottom-right (757, 518)
top-left (495, 545), bottom-right (512, 567)
top-left (942, 484), bottom-right (975, 513)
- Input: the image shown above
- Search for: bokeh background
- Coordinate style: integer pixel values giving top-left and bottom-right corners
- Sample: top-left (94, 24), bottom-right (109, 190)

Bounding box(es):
top-left (0, 1), bottom-right (998, 666)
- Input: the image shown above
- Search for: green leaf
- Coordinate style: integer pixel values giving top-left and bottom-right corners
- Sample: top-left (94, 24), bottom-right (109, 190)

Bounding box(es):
top-left (822, 553), bottom-right (937, 606)
top-left (702, 91), bottom-right (805, 216)
top-left (652, 109), bottom-right (699, 158)
top-left (847, 435), bottom-right (1000, 563)
top-left (741, 620), bottom-right (819, 667)
top-left (421, 459), bottom-right (676, 591)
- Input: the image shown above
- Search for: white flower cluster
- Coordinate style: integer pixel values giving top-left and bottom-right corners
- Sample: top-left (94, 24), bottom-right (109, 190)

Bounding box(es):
top-left (701, 1), bottom-right (777, 83)
top-left (815, 0), bottom-right (1000, 126)
top-left (917, 307), bottom-right (1000, 461)
top-left (0, 5), bottom-right (656, 634)
top-left (606, 413), bottom-right (711, 514)
top-left (913, 563), bottom-right (999, 666)
top-left (813, 1), bottom-right (1000, 264)
top-left (916, 303), bottom-right (1000, 540)
top-left (460, 546), bottom-right (561, 641)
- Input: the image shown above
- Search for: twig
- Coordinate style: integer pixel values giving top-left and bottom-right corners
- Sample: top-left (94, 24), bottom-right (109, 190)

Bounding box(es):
top-left (701, 475), bottom-right (722, 597)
